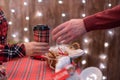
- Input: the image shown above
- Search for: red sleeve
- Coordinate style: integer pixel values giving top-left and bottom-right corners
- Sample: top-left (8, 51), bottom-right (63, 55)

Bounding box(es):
top-left (0, 43), bottom-right (26, 62)
top-left (83, 5), bottom-right (120, 32)
top-left (0, 8), bottom-right (26, 63)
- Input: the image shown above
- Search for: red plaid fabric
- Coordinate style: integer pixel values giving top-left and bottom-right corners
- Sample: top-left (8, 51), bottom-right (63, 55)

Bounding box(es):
top-left (34, 30), bottom-right (49, 43)
top-left (5, 57), bottom-right (53, 80)
top-left (0, 8), bottom-right (26, 63)
top-left (0, 8), bottom-right (8, 44)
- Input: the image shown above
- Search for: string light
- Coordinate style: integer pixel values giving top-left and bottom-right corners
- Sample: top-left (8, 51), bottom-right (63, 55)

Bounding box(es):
top-left (38, 0), bottom-right (42, 3)
top-left (25, 16), bottom-right (30, 20)
top-left (24, 38), bottom-right (29, 42)
top-left (99, 54), bottom-right (107, 60)
top-left (108, 30), bottom-right (114, 36)
top-left (8, 21), bottom-right (13, 25)
top-left (24, 2), bottom-right (28, 6)
top-left (36, 11), bottom-right (43, 17)
top-left (81, 60), bottom-right (87, 65)
top-left (102, 76), bottom-right (107, 80)
top-left (84, 49), bottom-right (89, 54)
top-left (82, 13), bottom-right (86, 17)
top-left (61, 13), bottom-right (66, 17)
top-left (108, 3), bottom-right (112, 7)
top-left (58, 0), bottom-right (63, 4)
top-left (12, 34), bottom-right (16, 38)
top-left (11, 9), bottom-right (15, 13)
top-left (104, 42), bottom-right (109, 48)
top-left (99, 63), bottom-right (106, 69)
top-left (24, 27), bottom-right (28, 31)
top-left (82, 0), bottom-right (86, 4)
top-left (83, 38), bottom-right (89, 43)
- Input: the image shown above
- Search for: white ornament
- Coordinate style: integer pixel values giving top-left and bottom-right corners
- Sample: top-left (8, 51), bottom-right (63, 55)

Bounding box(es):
top-left (80, 67), bottom-right (103, 80)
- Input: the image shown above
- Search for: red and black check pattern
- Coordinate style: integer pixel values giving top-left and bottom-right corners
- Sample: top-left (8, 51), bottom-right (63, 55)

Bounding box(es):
top-left (0, 8), bottom-right (26, 77)
top-left (33, 29), bottom-right (49, 59)
top-left (34, 30), bottom-right (49, 43)
top-left (0, 8), bottom-right (8, 44)
top-left (0, 8), bottom-right (26, 63)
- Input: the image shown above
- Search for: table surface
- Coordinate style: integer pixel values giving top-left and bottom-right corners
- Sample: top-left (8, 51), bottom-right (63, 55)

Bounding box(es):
top-left (5, 57), bottom-right (54, 80)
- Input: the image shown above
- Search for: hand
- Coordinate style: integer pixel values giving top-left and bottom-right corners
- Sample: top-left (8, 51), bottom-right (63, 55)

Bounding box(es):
top-left (24, 42), bottom-right (49, 56)
top-left (52, 19), bottom-right (86, 44)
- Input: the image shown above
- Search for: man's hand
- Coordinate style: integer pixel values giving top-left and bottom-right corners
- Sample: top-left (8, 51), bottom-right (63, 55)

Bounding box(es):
top-left (52, 19), bottom-right (86, 44)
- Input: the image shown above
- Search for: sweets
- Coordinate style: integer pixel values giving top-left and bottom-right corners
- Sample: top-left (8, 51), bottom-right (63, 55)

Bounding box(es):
top-left (45, 42), bottom-right (84, 70)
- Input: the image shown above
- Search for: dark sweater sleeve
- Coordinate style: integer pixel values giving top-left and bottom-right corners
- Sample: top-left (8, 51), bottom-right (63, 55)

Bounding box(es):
top-left (83, 5), bottom-right (120, 32)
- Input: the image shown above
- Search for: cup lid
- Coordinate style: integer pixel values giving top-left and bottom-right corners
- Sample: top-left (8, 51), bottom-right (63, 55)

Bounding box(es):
top-left (33, 24), bottom-right (50, 31)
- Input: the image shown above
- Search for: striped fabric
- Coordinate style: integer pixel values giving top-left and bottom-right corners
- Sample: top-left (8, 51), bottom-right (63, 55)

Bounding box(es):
top-left (5, 57), bottom-right (54, 80)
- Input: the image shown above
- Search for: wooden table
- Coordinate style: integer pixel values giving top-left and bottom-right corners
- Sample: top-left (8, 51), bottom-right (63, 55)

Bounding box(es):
top-left (5, 57), bottom-right (54, 80)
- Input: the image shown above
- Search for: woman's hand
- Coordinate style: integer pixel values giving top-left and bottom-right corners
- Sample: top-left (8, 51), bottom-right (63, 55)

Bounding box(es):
top-left (24, 42), bottom-right (49, 56)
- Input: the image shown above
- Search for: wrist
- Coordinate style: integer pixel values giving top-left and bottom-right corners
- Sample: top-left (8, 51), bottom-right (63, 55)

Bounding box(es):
top-left (81, 19), bottom-right (87, 34)
top-left (24, 43), bottom-right (32, 56)
top-left (78, 19), bottom-right (87, 36)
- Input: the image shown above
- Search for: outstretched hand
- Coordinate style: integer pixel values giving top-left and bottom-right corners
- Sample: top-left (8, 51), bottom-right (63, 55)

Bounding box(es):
top-left (52, 19), bottom-right (86, 44)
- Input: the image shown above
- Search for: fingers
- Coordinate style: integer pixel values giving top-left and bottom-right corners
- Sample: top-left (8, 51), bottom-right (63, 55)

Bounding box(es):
top-left (34, 48), bottom-right (49, 55)
top-left (32, 46), bottom-right (49, 55)
top-left (30, 42), bottom-right (49, 54)
top-left (34, 51), bottom-right (49, 55)
top-left (33, 51), bottom-right (48, 56)
top-left (52, 21), bottom-right (69, 35)
top-left (35, 46), bottom-right (49, 51)
top-left (53, 27), bottom-right (69, 42)
top-left (56, 32), bottom-right (71, 43)
top-left (52, 21), bottom-right (69, 40)
top-left (60, 36), bottom-right (74, 44)
top-left (33, 42), bottom-right (49, 46)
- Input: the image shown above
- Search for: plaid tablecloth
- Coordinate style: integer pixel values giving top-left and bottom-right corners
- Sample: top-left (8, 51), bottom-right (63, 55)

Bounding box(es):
top-left (5, 57), bottom-right (54, 80)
